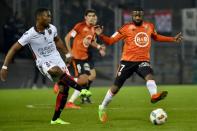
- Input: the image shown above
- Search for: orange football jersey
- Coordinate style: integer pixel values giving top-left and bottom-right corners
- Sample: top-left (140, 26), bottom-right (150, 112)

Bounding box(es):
top-left (71, 21), bottom-right (96, 60)
top-left (100, 22), bottom-right (174, 62)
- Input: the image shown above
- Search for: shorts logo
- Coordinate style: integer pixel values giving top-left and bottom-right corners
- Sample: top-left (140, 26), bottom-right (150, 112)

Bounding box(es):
top-left (139, 62), bottom-right (150, 68)
top-left (84, 63), bottom-right (90, 71)
top-left (134, 32), bottom-right (149, 47)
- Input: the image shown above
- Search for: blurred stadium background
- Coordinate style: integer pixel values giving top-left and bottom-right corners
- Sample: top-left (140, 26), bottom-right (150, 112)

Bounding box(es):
top-left (0, 0), bottom-right (197, 88)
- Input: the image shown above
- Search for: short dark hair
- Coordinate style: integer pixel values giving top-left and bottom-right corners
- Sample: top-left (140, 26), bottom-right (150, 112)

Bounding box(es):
top-left (84, 9), bottom-right (96, 16)
top-left (132, 7), bottom-right (144, 12)
top-left (35, 8), bottom-right (49, 18)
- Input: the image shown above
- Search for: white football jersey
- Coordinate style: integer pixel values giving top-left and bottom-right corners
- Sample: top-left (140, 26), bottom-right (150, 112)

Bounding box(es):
top-left (17, 24), bottom-right (77, 82)
top-left (18, 24), bottom-right (61, 61)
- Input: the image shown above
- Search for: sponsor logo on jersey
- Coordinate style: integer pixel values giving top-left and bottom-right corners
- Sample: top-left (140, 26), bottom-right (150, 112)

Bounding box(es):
top-left (83, 35), bottom-right (92, 48)
top-left (134, 32), bottom-right (149, 47)
top-left (38, 45), bottom-right (56, 57)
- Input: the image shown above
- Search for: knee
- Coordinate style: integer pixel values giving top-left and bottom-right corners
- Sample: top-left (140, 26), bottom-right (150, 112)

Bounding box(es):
top-left (77, 74), bottom-right (89, 85)
top-left (48, 66), bottom-right (63, 77)
top-left (89, 73), bottom-right (96, 81)
top-left (89, 70), bottom-right (96, 81)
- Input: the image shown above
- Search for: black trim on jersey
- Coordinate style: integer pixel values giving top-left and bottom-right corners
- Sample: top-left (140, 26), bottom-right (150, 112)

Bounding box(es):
top-left (117, 30), bottom-right (122, 35)
top-left (34, 26), bottom-right (45, 35)
top-left (33, 25), bottom-right (51, 35)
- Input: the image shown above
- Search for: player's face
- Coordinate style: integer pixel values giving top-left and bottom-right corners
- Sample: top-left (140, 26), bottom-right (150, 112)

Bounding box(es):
top-left (85, 12), bottom-right (97, 25)
top-left (92, 15), bottom-right (98, 25)
top-left (132, 11), bottom-right (144, 26)
top-left (40, 11), bottom-right (52, 28)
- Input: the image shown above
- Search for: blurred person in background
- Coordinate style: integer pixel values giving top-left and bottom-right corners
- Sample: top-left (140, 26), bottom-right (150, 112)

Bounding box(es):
top-left (3, 16), bottom-right (18, 54)
top-left (95, 7), bottom-right (183, 123)
top-left (3, 13), bottom-right (26, 54)
top-left (62, 9), bottom-right (106, 109)
top-left (0, 8), bottom-right (91, 124)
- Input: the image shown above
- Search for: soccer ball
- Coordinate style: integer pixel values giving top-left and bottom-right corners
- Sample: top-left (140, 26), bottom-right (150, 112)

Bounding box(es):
top-left (150, 108), bottom-right (167, 125)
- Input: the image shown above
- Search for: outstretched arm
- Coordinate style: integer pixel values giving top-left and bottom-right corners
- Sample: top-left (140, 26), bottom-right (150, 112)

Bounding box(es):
top-left (152, 32), bottom-right (183, 43)
top-left (99, 33), bottom-right (123, 45)
top-left (54, 36), bottom-right (68, 54)
top-left (95, 26), bottom-right (124, 45)
top-left (0, 42), bottom-right (23, 81)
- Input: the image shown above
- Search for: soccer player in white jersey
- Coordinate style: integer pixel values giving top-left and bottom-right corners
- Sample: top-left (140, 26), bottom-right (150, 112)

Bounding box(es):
top-left (0, 8), bottom-right (90, 125)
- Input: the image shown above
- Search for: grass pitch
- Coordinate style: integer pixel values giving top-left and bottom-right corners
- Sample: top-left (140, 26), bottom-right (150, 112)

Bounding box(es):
top-left (0, 85), bottom-right (197, 131)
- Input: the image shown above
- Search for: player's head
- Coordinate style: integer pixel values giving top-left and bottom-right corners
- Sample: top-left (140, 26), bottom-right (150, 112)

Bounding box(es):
top-left (131, 7), bottom-right (144, 26)
top-left (35, 8), bottom-right (51, 28)
top-left (84, 9), bottom-right (97, 26)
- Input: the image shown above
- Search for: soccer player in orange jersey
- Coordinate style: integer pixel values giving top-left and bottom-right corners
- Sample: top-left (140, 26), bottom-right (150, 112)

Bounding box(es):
top-left (63, 9), bottom-right (106, 108)
top-left (96, 7), bottom-right (183, 123)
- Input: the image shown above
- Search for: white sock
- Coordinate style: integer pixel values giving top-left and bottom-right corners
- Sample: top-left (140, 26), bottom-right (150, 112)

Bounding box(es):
top-left (100, 89), bottom-right (114, 109)
top-left (146, 80), bottom-right (157, 96)
top-left (68, 90), bottom-right (80, 103)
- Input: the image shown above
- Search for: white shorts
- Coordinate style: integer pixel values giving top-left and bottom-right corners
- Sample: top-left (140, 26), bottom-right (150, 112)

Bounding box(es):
top-left (36, 57), bottom-right (76, 81)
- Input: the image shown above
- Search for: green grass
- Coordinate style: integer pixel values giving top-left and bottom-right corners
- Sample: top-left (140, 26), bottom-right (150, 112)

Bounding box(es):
top-left (0, 85), bottom-right (197, 131)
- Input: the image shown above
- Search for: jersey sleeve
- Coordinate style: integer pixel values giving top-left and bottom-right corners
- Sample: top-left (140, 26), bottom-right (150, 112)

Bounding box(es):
top-left (151, 23), bottom-right (175, 42)
top-left (70, 30), bottom-right (77, 38)
top-left (118, 27), bottom-right (124, 35)
top-left (99, 31), bottom-right (123, 45)
top-left (150, 23), bottom-right (158, 36)
top-left (99, 24), bottom-right (125, 45)
top-left (69, 23), bottom-right (82, 38)
top-left (117, 24), bottom-right (128, 35)
top-left (73, 23), bottom-right (81, 33)
top-left (18, 31), bottom-right (31, 46)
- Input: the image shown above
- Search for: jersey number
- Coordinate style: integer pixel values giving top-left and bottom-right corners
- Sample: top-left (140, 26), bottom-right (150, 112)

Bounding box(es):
top-left (117, 64), bottom-right (125, 76)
